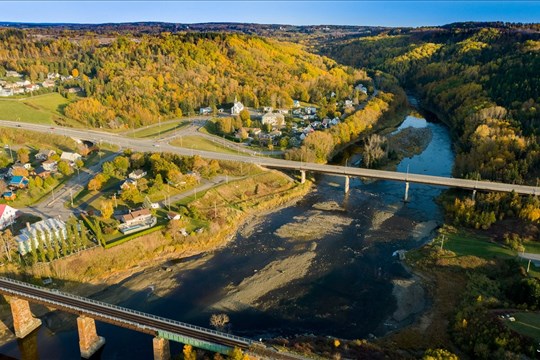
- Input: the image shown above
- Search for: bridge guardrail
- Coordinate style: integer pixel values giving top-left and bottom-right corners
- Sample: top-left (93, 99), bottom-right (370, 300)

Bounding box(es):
top-left (0, 277), bottom-right (251, 345)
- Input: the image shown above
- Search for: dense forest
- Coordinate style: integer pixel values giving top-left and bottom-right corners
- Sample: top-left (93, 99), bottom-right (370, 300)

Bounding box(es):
top-left (325, 24), bottom-right (540, 235)
top-left (324, 25), bottom-right (540, 185)
top-left (0, 29), bottom-right (367, 128)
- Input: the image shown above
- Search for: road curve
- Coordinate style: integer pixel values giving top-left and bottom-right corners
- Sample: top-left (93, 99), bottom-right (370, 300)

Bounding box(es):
top-left (3, 120), bottom-right (539, 195)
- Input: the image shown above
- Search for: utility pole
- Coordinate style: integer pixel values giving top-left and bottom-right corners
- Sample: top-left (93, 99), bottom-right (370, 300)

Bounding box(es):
top-left (440, 235), bottom-right (445, 251)
top-left (527, 259), bottom-right (531, 274)
top-left (70, 188), bottom-right (73, 207)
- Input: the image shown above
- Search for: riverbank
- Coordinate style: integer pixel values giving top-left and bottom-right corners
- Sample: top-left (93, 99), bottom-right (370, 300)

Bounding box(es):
top-left (0, 170), bottom-right (313, 343)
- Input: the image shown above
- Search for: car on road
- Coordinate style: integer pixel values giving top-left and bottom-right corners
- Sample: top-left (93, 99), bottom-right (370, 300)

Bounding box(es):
top-left (153, 144), bottom-right (160, 147)
top-left (16, 125), bottom-right (21, 127)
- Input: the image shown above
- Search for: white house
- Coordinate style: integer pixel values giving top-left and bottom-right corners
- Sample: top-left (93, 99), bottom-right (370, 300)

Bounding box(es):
top-left (344, 100), bottom-right (353, 108)
top-left (128, 169), bottom-right (147, 180)
top-left (231, 97), bottom-right (244, 115)
top-left (293, 100), bottom-right (301, 108)
top-left (16, 218), bottom-right (67, 255)
top-left (5, 70), bottom-right (22, 78)
top-left (304, 106), bottom-right (317, 115)
top-left (47, 72), bottom-right (60, 80)
top-left (0, 204), bottom-right (18, 230)
top-left (60, 152), bottom-right (82, 163)
top-left (15, 80), bottom-right (31, 87)
top-left (42, 160), bottom-right (58, 171)
top-left (355, 84), bottom-right (368, 94)
top-left (0, 87), bottom-right (13, 97)
top-left (199, 107), bottom-right (212, 115)
top-left (262, 113), bottom-right (285, 128)
top-left (120, 208), bottom-right (153, 226)
top-left (262, 106), bottom-right (273, 113)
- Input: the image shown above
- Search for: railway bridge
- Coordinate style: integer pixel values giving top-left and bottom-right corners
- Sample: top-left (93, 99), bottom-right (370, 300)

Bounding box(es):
top-left (0, 277), bottom-right (303, 360)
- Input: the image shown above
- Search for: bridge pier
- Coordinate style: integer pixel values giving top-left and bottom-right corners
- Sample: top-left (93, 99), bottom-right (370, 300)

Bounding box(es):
top-left (404, 181), bottom-right (410, 202)
top-left (300, 170), bottom-right (306, 184)
top-left (153, 336), bottom-right (171, 360)
top-left (77, 315), bottom-right (105, 359)
top-left (9, 297), bottom-right (42, 338)
top-left (344, 175), bottom-right (350, 194)
top-left (472, 189), bottom-right (477, 201)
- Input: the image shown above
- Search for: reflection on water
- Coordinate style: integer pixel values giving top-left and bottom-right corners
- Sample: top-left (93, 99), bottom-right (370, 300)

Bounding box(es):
top-left (0, 112), bottom-right (454, 359)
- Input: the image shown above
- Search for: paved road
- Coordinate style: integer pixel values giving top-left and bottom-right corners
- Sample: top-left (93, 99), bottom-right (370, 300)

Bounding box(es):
top-left (3, 120), bottom-right (539, 195)
top-left (20, 152), bottom-right (120, 220)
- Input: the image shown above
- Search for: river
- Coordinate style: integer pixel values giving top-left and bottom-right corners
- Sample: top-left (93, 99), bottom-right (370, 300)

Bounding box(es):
top-left (0, 110), bottom-right (454, 359)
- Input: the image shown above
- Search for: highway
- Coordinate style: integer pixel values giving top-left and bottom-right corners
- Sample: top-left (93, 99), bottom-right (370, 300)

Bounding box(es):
top-left (2, 120), bottom-right (539, 196)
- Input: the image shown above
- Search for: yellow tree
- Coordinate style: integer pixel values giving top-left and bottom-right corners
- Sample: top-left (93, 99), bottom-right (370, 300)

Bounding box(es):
top-left (72, 68), bottom-right (79, 77)
top-left (182, 345), bottom-right (196, 360)
top-left (99, 199), bottom-right (114, 219)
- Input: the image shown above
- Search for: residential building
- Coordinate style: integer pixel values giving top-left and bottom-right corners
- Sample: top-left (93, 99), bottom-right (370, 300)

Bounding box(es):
top-left (35, 149), bottom-right (56, 161)
top-left (42, 160), bottom-right (58, 172)
top-left (0, 204), bottom-right (18, 230)
top-left (2, 192), bottom-right (16, 201)
top-left (167, 212), bottom-right (181, 220)
top-left (128, 169), bottom-right (147, 180)
top-left (41, 79), bottom-right (56, 88)
top-left (5, 70), bottom-right (22, 78)
top-left (120, 178), bottom-right (137, 191)
top-left (293, 100), bottom-right (301, 108)
top-left (355, 83), bottom-right (368, 94)
top-left (120, 208), bottom-right (153, 226)
top-left (67, 87), bottom-right (82, 94)
top-left (8, 176), bottom-right (29, 189)
top-left (16, 80), bottom-right (31, 87)
top-left (199, 107), bottom-right (212, 115)
top-left (34, 166), bottom-right (51, 179)
top-left (0, 87), bottom-right (13, 97)
top-left (262, 113), bottom-right (285, 128)
top-left (230, 97), bottom-right (244, 115)
top-left (47, 72), bottom-right (60, 80)
top-left (262, 106), bottom-right (273, 113)
top-left (24, 84), bottom-right (40, 92)
top-left (344, 100), bottom-right (353, 108)
top-left (16, 218), bottom-right (67, 255)
top-left (60, 152), bottom-right (82, 163)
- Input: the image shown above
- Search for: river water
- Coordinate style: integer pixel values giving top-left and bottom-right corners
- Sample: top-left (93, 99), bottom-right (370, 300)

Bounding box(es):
top-left (0, 113), bottom-right (454, 359)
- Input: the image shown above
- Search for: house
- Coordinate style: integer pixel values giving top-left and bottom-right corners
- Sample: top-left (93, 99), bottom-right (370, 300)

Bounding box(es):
top-left (120, 208), bottom-right (153, 226)
top-left (262, 106), bottom-right (273, 113)
top-left (120, 178), bottom-right (137, 191)
top-left (305, 106), bottom-right (317, 115)
top-left (34, 166), bottom-right (51, 179)
top-left (344, 100), bottom-right (353, 108)
top-left (41, 79), bottom-right (56, 88)
top-left (47, 72), bottom-right (60, 80)
top-left (35, 149), bottom-right (56, 161)
top-left (67, 87), bottom-right (82, 94)
top-left (0, 88), bottom-right (13, 97)
top-left (355, 83), bottom-right (368, 94)
top-left (167, 212), bottom-right (181, 220)
top-left (60, 152), bottom-right (82, 164)
top-left (5, 70), bottom-right (22, 78)
top-left (2, 192), bottom-right (15, 201)
top-left (186, 171), bottom-right (201, 182)
top-left (262, 113), bottom-right (285, 128)
top-left (0, 204), bottom-right (18, 230)
top-left (293, 100), bottom-right (301, 108)
top-left (230, 97), bottom-right (244, 115)
top-left (276, 109), bottom-right (289, 114)
top-left (199, 107), bottom-right (212, 115)
top-left (128, 169), bottom-right (147, 180)
top-left (42, 160), bottom-right (58, 172)
top-left (12, 88), bottom-right (25, 95)
top-left (15, 80), bottom-right (31, 87)
top-left (16, 218), bottom-right (67, 255)
top-left (9, 176), bottom-right (29, 189)
top-left (24, 84), bottom-right (40, 92)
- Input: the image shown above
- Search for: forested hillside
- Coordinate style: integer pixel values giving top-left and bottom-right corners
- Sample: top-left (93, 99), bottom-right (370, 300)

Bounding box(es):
top-left (0, 29), bottom-right (367, 128)
top-left (324, 25), bottom-right (540, 186)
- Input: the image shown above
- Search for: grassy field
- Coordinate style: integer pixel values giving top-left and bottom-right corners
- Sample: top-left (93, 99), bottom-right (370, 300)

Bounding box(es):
top-left (444, 231), bottom-right (515, 259)
top-left (0, 93), bottom-right (75, 125)
top-left (524, 241), bottom-right (540, 254)
top-left (130, 120), bottom-right (188, 138)
top-left (506, 312), bottom-right (540, 342)
top-left (170, 135), bottom-right (239, 155)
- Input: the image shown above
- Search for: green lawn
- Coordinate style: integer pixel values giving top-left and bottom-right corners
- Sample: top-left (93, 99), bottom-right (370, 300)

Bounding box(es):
top-left (444, 231), bottom-right (515, 259)
top-left (524, 241), bottom-right (540, 255)
top-left (130, 120), bottom-right (188, 138)
top-left (170, 135), bottom-right (240, 155)
top-left (506, 312), bottom-right (540, 342)
top-left (0, 93), bottom-right (77, 125)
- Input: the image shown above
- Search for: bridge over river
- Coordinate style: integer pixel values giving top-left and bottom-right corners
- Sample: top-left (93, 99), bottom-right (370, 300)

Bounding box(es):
top-left (0, 277), bottom-right (306, 359)
top-left (1, 120), bottom-right (539, 197)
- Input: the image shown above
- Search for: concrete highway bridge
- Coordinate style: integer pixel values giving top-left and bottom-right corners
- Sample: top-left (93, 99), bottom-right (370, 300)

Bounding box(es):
top-left (2, 120), bottom-right (538, 198)
top-left (0, 277), bottom-right (305, 359)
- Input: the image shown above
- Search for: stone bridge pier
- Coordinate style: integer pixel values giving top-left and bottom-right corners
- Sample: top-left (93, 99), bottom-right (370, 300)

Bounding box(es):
top-left (153, 336), bottom-right (171, 360)
top-left (9, 297), bottom-right (42, 339)
top-left (77, 315), bottom-right (106, 359)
